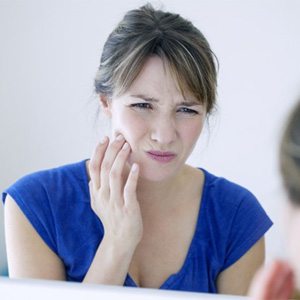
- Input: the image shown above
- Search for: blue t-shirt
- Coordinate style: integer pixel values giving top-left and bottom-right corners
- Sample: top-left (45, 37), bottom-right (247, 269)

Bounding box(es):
top-left (2, 160), bottom-right (272, 293)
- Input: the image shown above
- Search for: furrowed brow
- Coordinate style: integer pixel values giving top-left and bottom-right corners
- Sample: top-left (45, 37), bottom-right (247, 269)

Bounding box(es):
top-left (130, 94), bottom-right (159, 102)
top-left (130, 94), bottom-right (201, 107)
top-left (177, 101), bottom-right (201, 106)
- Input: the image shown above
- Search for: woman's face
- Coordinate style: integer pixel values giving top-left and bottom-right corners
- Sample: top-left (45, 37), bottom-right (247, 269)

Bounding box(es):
top-left (103, 56), bottom-right (206, 181)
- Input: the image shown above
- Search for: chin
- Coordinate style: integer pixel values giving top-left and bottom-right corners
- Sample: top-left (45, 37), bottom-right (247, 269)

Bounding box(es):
top-left (141, 162), bottom-right (182, 182)
top-left (140, 170), bottom-right (171, 182)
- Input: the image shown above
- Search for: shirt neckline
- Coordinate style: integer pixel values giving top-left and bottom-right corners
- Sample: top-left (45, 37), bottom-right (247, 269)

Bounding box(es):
top-left (125, 168), bottom-right (211, 289)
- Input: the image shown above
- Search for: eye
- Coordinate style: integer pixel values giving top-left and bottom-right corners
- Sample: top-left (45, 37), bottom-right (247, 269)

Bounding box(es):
top-left (130, 103), bottom-right (153, 110)
top-left (177, 107), bottom-right (199, 115)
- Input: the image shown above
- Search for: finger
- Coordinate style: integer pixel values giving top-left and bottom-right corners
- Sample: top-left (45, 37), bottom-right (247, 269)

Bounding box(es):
top-left (249, 268), bottom-right (271, 300)
top-left (277, 272), bottom-right (294, 300)
top-left (284, 270), bottom-right (295, 300)
top-left (263, 261), bottom-right (284, 294)
top-left (124, 163), bottom-right (139, 208)
top-left (249, 262), bottom-right (280, 299)
top-left (89, 136), bottom-right (109, 190)
top-left (273, 263), bottom-right (294, 300)
top-left (100, 134), bottom-right (125, 197)
top-left (88, 181), bottom-right (96, 211)
top-left (109, 142), bottom-right (131, 205)
top-left (249, 260), bottom-right (293, 300)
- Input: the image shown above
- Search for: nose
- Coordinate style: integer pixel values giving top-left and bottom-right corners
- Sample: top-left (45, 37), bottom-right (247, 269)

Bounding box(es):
top-left (150, 115), bottom-right (177, 145)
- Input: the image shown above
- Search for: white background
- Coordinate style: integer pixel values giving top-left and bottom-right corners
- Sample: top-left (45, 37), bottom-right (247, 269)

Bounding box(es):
top-left (1, 0), bottom-right (300, 276)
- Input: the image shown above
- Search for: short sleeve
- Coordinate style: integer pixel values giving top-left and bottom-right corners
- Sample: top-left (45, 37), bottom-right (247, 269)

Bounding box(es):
top-left (2, 160), bottom-right (104, 282)
top-left (2, 172), bottom-right (58, 254)
top-left (221, 190), bottom-right (273, 270)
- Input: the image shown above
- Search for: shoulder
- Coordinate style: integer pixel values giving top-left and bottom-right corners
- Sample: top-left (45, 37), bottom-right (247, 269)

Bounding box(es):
top-left (2, 160), bottom-right (89, 205)
top-left (2, 160), bottom-right (90, 254)
top-left (201, 168), bottom-right (259, 213)
top-left (18, 160), bottom-right (88, 185)
top-left (199, 168), bottom-right (269, 233)
top-left (199, 169), bottom-right (272, 270)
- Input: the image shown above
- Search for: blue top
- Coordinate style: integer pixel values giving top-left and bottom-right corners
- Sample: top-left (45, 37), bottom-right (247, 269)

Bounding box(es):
top-left (2, 160), bottom-right (272, 293)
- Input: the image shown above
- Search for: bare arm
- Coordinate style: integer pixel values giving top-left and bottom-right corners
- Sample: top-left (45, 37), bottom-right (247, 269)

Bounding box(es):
top-left (4, 195), bottom-right (66, 280)
top-left (217, 237), bottom-right (265, 295)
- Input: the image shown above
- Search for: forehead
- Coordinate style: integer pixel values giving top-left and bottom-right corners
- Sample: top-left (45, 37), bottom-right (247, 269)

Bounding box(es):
top-left (125, 56), bottom-right (196, 101)
top-left (130, 56), bottom-right (172, 87)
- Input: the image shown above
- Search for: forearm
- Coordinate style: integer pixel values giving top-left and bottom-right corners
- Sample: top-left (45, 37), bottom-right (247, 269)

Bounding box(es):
top-left (83, 236), bottom-right (136, 285)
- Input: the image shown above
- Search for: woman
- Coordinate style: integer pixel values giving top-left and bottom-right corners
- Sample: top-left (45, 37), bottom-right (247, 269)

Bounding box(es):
top-left (249, 101), bottom-right (300, 299)
top-left (3, 4), bottom-right (272, 295)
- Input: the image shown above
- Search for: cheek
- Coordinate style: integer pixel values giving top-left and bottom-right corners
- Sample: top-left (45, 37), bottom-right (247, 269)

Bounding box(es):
top-left (112, 111), bottom-right (147, 147)
top-left (181, 120), bottom-right (204, 145)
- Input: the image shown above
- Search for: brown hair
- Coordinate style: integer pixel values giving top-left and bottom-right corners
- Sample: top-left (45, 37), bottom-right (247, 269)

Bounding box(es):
top-left (280, 100), bottom-right (300, 205)
top-left (94, 3), bottom-right (218, 114)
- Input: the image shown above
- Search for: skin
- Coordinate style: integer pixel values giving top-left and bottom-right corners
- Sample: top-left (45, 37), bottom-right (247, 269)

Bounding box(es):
top-left (284, 202), bottom-right (300, 291)
top-left (249, 202), bottom-right (300, 299)
top-left (248, 260), bottom-right (295, 300)
top-left (5, 56), bottom-right (265, 295)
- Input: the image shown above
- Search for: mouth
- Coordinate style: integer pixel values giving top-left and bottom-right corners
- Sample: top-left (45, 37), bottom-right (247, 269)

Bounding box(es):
top-left (146, 151), bottom-right (177, 163)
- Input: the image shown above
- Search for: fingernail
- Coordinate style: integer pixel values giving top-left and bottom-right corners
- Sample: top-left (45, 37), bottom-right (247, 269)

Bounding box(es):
top-left (123, 142), bottom-right (129, 150)
top-left (131, 163), bottom-right (138, 172)
top-left (115, 134), bottom-right (124, 141)
top-left (100, 136), bottom-right (108, 144)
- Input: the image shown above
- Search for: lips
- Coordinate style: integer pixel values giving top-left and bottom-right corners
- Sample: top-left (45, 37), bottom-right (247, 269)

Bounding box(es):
top-left (146, 150), bottom-right (177, 163)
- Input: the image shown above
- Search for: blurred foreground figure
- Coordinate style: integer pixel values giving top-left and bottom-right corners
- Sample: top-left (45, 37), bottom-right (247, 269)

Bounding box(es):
top-left (249, 100), bottom-right (300, 300)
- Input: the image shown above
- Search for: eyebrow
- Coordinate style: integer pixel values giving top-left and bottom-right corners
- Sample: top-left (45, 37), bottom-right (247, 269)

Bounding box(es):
top-left (130, 94), bottom-right (201, 106)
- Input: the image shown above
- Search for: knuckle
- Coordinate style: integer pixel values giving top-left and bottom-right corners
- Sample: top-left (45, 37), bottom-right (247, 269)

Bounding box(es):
top-left (109, 168), bottom-right (119, 179)
top-left (124, 185), bottom-right (132, 195)
top-left (95, 143), bottom-right (102, 153)
top-left (91, 192), bottom-right (106, 210)
top-left (89, 160), bottom-right (98, 173)
top-left (101, 160), bottom-right (111, 172)
top-left (99, 188), bottom-right (109, 201)
top-left (110, 140), bottom-right (120, 150)
top-left (120, 146), bottom-right (129, 156)
top-left (114, 151), bottom-right (127, 164)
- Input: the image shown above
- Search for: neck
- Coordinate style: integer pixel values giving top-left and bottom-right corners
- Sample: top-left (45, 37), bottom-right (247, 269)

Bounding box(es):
top-left (135, 166), bottom-right (186, 210)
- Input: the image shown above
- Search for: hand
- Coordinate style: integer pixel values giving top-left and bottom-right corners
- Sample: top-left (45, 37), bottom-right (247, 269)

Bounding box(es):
top-left (89, 135), bottom-right (143, 249)
top-left (248, 260), bottom-right (294, 300)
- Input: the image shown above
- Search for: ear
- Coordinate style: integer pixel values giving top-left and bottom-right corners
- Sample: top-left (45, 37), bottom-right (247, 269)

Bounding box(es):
top-left (99, 95), bottom-right (112, 118)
